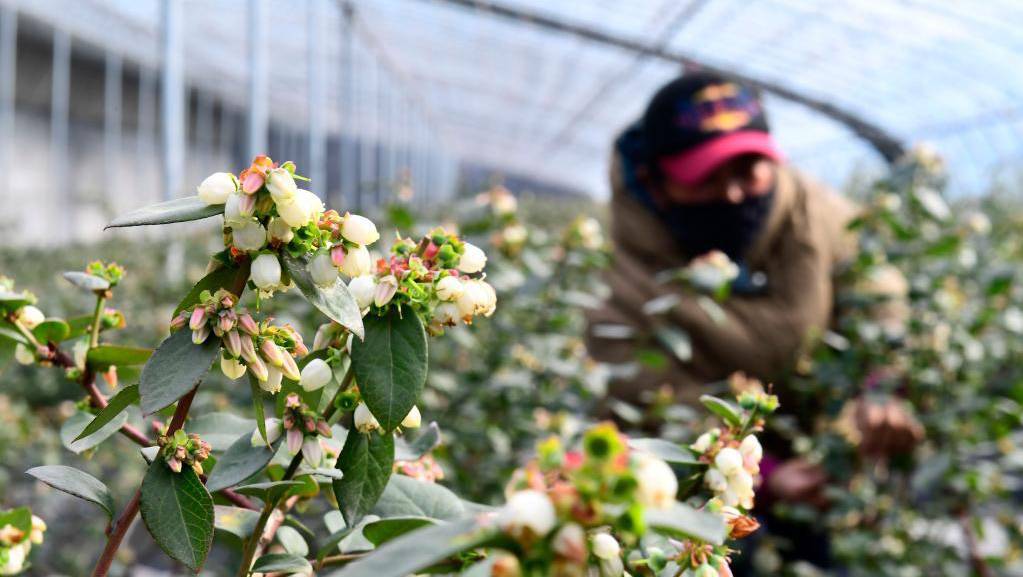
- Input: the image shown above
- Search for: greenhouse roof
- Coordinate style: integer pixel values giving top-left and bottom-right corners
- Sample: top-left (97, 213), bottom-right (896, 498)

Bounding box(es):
top-left (14, 0), bottom-right (1023, 196)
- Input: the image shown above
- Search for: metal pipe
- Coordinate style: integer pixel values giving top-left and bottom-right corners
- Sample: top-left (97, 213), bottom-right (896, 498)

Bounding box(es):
top-left (418, 0), bottom-right (906, 162)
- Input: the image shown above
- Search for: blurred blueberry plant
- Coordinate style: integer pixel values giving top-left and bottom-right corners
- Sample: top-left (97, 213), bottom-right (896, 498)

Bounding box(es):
top-left (0, 154), bottom-right (499, 575)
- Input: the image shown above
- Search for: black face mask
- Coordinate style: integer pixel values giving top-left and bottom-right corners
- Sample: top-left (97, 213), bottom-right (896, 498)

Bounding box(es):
top-left (662, 191), bottom-right (774, 261)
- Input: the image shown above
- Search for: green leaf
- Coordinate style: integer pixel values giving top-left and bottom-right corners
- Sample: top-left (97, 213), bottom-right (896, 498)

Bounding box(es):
top-left (282, 254), bottom-right (364, 340)
top-left (0, 320), bottom-right (28, 345)
top-left (699, 394), bottom-right (742, 427)
top-left (324, 517), bottom-right (496, 577)
top-left (74, 385), bottom-right (139, 442)
top-left (26, 465), bottom-right (114, 521)
top-left (206, 432), bottom-right (280, 493)
top-left (251, 553), bottom-right (312, 574)
top-left (86, 345), bottom-right (153, 370)
top-left (174, 265), bottom-right (247, 317)
top-left (333, 432), bottom-right (395, 526)
top-left (234, 481), bottom-right (304, 502)
top-left (32, 319), bottom-right (70, 344)
top-left (0, 338), bottom-right (14, 374)
top-left (139, 461), bottom-right (215, 572)
top-left (62, 271), bottom-right (110, 292)
top-left (250, 377), bottom-right (268, 446)
top-left (646, 503), bottom-right (728, 545)
top-left (351, 308), bottom-right (428, 432)
top-left (214, 505), bottom-right (260, 541)
top-left (275, 525), bottom-right (309, 556)
top-left (0, 296), bottom-right (30, 317)
top-left (65, 315), bottom-right (99, 341)
top-left (139, 328), bottom-right (220, 414)
top-left (362, 516), bottom-right (436, 546)
top-left (188, 412), bottom-right (256, 451)
top-left (372, 475), bottom-right (465, 521)
top-left (628, 438), bottom-right (704, 466)
top-left (394, 422), bottom-right (442, 461)
top-left (61, 410), bottom-right (128, 454)
top-left (0, 507), bottom-right (32, 534)
top-left (316, 525), bottom-right (357, 563)
top-left (106, 195), bottom-right (223, 229)
top-left (655, 326), bottom-right (692, 362)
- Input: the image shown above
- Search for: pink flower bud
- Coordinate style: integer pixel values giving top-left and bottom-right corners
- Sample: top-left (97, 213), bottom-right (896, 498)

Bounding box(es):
top-left (167, 457), bottom-right (182, 473)
top-left (316, 420), bottom-right (332, 437)
top-left (237, 313), bottom-right (259, 335)
top-left (189, 307), bottom-right (207, 330)
top-left (169, 311), bottom-right (188, 331)
top-left (280, 352), bottom-right (301, 382)
top-left (374, 275), bottom-right (398, 307)
top-left (302, 437), bottom-right (323, 466)
top-left (260, 340), bottom-right (284, 367)
top-left (287, 428), bottom-right (304, 455)
top-left (247, 354), bottom-right (269, 382)
top-left (304, 416), bottom-right (316, 433)
top-left (223, 330), bottom-right (242, 358)
top-left (330, 245), bottom-right (346, 267)
top-left (285, 393), bottom-right (302, 408)
top-left (240, 335), bottom-right (259, 364)
top-left (218, 311), bottom-right (235, 333)
top-left (241, 171), bottom-right (264, 194)
top-left (192, 325), bottom-right (210, 344)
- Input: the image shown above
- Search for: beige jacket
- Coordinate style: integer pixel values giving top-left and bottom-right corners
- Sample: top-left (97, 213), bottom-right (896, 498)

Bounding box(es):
top-left (586, 155), bottom-right (860, 406)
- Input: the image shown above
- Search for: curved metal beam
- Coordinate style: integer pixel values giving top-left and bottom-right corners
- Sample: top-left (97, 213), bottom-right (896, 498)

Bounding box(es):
top-left (418, 0), bottom-right (906, 162)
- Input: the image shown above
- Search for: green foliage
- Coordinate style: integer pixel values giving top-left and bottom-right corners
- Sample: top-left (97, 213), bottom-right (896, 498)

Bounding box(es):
top-left (283, 254), bottom-right (365, 339)
top-left (334, 432), bottom-right (396, 526)
top-left (25, 466), bottom-right (114, 521)
top-left (138, 328), bottom-right (219, 414)
top-left (105, 196), bottom-right (224, 228)
top-left (351, 307), bottom-right (428, 432)
top-left (139, 461), bottom-right (215, 572)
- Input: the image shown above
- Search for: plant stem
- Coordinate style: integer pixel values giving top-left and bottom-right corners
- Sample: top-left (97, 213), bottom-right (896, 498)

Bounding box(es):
top-left (236, 500), bottom-right (276, 577)
top-left (236, 361), bottom-right (356, 575)
top-left (90, 295), bottom-right (106, 348)
top-left (91, 388), bottom-right (199, 577)
top-left (91, 488), bottom-right (141, 577)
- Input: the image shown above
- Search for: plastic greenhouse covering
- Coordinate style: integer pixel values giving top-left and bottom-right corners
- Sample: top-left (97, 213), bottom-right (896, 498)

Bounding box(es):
top-left (10, 0), bottom-right (1023, 196)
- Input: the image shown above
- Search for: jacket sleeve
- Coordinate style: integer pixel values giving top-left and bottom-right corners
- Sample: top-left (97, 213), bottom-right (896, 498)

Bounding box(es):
top-left (608, 191), bottom-right (835, 381)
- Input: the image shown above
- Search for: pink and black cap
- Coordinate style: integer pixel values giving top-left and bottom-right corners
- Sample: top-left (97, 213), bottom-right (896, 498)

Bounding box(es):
top-left (642, 71), bottom-right (783, 186)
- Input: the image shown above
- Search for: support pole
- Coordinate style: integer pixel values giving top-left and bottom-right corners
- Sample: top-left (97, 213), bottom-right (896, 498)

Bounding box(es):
top-left (51, 28), bottom-right (71, 242)
top-left (308, 0), bottom-right (327, 194)
top-left (248, 0), bottom-right (269, 157)
top-left (161, 0), bottom-right (184, 200)
top-left (104, 51), bottom-right (123, 206)
top-left (0, 5), bottom-right (16, 203)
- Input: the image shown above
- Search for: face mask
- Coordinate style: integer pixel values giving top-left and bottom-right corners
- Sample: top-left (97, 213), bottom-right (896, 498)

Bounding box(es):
top-left (661, 191), bottom-right (774, 261)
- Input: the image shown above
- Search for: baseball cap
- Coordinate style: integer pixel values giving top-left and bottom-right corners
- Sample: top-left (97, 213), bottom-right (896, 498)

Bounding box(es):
top-left (642, 71), bottom-right (783, 186)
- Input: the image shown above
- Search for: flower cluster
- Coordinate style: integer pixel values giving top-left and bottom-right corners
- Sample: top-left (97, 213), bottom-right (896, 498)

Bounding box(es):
top-left (340, 227), bottom-right (496, 333)
top-left (85, 260), bottom-right (125, 290)
top-left (353, 401), bottom-right (421, 433)
top-left (196, 155), bottom-right (379, 296)
top-left (475, 185), bottom-right (527, 256)
top-left (0, 513), bottom-right (45, 576)
top-left (395, 453), bottom-right (444, 483)
top-left (157, 429), bottom-right (212, 474)
top-left (1, 277), bottom-right (46, 366)
top-left (564, 215), bottom-right (605, 251)
top-left (682, 250), bottom-right (740, 295)
top-left (170, 288), bottom-right (308, 393)
top-left (692, 431), bottom-right (762, 509)
top-left (253, 393), bottom-right (333, 467)
top-left (492, 422), bottom-right (678, 576)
